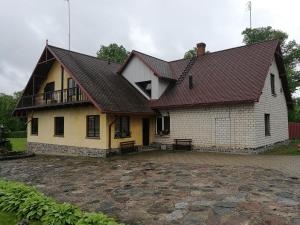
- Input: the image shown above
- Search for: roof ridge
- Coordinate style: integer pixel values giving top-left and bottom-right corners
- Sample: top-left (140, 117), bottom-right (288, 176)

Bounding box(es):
top-left (202, 39), bottom-right (279, 57)
top-left (48, 45), bottom-right (121, 66)
top-left (132, 50), bottom-right (169, 63)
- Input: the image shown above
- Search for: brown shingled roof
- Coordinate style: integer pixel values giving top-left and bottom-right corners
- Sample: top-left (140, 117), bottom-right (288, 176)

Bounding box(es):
top-left (150, 40), bottom-right (292, 109)
top-left (118, 50), bottom-right (177, 80)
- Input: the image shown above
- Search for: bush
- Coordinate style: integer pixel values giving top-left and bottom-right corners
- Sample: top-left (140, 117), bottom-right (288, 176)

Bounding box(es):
top-left (41, 203), bottom-right (82, 225)
top-left (4, 141), bottom-right (12, 151)
top-left (76, 213), bottom-right (122, 225)
top-left (0, 179), bottom-right (123, 225)
top-left (8, 130), bottom-right (27, 138)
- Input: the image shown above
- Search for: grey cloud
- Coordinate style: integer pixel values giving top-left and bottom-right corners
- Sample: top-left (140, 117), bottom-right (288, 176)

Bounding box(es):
top-left (0, 0), bottom-right (299, 96)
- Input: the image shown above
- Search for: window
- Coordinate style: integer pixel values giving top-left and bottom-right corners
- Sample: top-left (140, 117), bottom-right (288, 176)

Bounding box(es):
top-left (68, 78), bottom-right (76, 97)
top-left (264, 114), bottom-right (270, 136)
top-left (31, 118), bottom-right (38, 135)
top-left (86, 115), bottom-right (100, 138)
top-left (115, 116), bottom-right (130, 138)
top-left (44, 82), bottom-right (55, 100)
top-left (135, 80), bottom-right (151, 97)
top-left (156, 115), bottom-right (170, 135)
top-left (54, 117), bottom-right (64, 136)
top-left (270, 74), bottom-right (275, 95)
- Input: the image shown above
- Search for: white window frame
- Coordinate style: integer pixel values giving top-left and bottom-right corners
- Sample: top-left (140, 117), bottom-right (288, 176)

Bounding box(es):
top-left (156, 113), bottom-right (170, 135)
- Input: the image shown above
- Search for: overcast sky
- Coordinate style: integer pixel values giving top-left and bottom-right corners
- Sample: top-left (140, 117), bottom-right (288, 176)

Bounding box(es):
top-left (0, 0), bottom-right (299, 96)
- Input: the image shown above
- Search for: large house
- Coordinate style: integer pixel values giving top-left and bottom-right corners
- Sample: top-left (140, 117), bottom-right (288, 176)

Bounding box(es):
top-left (14, 40), bottom-right (292, 157)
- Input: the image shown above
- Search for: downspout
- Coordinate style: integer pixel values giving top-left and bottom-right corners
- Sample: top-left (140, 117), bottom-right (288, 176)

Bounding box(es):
top-left (108, 116), bottom-right (119, 150)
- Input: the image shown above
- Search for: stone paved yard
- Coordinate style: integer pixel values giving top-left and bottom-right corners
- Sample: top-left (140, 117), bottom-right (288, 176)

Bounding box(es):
top-left (0, 152), bottom-right (300, 225)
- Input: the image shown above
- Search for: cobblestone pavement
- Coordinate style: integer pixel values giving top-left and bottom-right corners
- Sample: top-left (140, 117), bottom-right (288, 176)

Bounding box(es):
top-left (0, 152), bottom-right (300, 225)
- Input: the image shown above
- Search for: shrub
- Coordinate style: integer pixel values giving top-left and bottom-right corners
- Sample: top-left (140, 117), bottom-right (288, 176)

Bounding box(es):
top-left (76, 213), bottom-right (123, 225)
top-left (0, 179), bottom-right (123, 225)
top-left (41, 203), bottom-right (82, 225)
top-left (18, 192), bottom-right (54, 221)
top-left (8, 130), bottom-right (27, 138)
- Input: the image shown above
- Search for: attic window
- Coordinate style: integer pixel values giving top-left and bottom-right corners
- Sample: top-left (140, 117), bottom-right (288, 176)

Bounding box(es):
top-left (270, 74), bottom-right (276, 95)
top-left (135, 80), bottom-right (151, 97)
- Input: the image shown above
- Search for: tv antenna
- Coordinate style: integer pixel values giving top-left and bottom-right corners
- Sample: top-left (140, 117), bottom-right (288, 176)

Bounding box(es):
top-left (247, 1), bottom-right (252, 29)
top-left (65, 0), bottom-right (71, 50)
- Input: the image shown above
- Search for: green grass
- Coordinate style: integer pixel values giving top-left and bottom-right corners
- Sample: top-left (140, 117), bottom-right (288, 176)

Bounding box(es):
top-left (264, 139), bottom-right (300, 155)
top-left (8, 138), bottom-right (27, 152)
top-left (0, 211), bottom-right (41, 225)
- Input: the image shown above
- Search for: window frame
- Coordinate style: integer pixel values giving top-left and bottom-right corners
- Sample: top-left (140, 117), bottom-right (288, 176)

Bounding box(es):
top-left (264, 114), bottom-right (271, 136)
top-left (156, 115), bottom-right (170, 135)
top-left (114, 116), bottom-right (130, 138)
top-left (86, 115), bottom-right (100, 138)
top-left (54, 117), bottom-right (64, 137)
top-left (270, 73), bottom-right (276, 96)
top-left (31, 118), bottom-right (38, 135)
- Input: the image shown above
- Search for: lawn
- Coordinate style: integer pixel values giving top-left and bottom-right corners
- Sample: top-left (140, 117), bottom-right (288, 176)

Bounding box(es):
top-left (264, 139), bottom-right (300, 155)
top-left (8, 138), bottom-right (27, 152)
top-left (0, 211), bottom-right (41, 225)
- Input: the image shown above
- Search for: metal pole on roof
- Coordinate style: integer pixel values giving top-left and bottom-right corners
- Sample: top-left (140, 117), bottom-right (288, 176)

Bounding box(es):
top-left (247, 1), bottom-right (252, 29)
top-left (65, 0), bottom-right (71, 50)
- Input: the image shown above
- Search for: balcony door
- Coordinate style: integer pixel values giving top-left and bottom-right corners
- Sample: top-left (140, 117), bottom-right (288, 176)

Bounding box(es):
top-left (44, 82), bottom-right (55, 103)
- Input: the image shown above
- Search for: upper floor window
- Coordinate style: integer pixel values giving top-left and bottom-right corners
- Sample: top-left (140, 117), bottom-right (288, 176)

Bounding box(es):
top-left (264, 114), bottom-right (270, 136)
top-left (115, 116), bottom-right (130, 138)
top-left (44, 82), bottom-right (55, 100)
top-left (135, 80), bottom-right (151, 98)
top-left (156, 115), bottom-right (170, 135)
top-left (54, 117), bottom-right (64, 136)
top-left (86, 115), bottom-right (100, 138)
top-left (31, 118), bottom-right (38, 135)
top-left (68, 78), bottom-right (76, 97)
top-left (270, 74), bottom-right (276, 95)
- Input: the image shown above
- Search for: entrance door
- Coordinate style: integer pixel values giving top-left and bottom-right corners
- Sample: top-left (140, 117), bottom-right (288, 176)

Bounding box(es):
top-left (142, 118), bottom-right (150, 146)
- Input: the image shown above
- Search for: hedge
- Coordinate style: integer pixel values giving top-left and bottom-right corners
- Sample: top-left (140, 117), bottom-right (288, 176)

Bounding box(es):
top-left (8, 131), bottom-right (27, 138)
top-left (0, 179), bottom-right (123, 225)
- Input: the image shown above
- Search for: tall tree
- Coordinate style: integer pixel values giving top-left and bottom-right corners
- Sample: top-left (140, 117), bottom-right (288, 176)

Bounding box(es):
top-left (242, 26), bottom-right (300, 94)
top-left (0, 92), bottom-right (25, 131)
top-left (96, 43), bottom-right (130, 64)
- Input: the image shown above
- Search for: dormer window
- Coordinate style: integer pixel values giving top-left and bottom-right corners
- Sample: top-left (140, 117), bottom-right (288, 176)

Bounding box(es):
top-left (135, 80), bottom-right (151, 98)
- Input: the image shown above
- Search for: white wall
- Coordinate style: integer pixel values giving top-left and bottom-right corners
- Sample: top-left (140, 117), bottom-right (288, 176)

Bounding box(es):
top-left (155, 104), bottom-right (257, 149)
top-left (254, 59), bottom-right (289, 147)
top-left (122, 56), bottom-right (169, 99)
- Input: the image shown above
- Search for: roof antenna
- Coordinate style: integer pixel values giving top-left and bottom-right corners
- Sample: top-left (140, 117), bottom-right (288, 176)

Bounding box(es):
top-left (65, 0), bottom-right (71, 50)
top-left (247, 1), bottom-right (252, 29)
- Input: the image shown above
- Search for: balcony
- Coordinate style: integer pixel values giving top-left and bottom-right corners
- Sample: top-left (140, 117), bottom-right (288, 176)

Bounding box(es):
top-left (17, 88), bottom-right (89, 109)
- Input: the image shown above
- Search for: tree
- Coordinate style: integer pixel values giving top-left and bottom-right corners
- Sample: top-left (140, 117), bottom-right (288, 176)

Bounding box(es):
top-left (0, 92), bottom-right (25, 132)
top-left (96, 43), bottom-right (130, 64)
top-left (184, 47), bottom-right (197, 59)
top-left (242, 26), bottom-right (300, 94)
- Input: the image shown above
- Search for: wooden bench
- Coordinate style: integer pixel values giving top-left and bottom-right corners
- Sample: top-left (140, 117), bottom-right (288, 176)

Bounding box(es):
top-left (120, 141), bottom-right (137, 154)
top-left (173, 139), bottom-right (192, 150)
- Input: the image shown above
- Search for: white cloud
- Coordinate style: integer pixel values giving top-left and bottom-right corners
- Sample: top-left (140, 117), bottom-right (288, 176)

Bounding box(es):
top-left (128, 19), bottom-right (158, 55)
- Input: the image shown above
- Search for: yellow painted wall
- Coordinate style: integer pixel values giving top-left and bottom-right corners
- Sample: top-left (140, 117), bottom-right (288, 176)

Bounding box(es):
top-left (106, 114), bottom-right (155, 149)
top-left (29, 60), bottom-right (157, 151)
top-left (38, 61), bottom-right (71, 94)
top-left (28, 106), bottom-right (107, 149)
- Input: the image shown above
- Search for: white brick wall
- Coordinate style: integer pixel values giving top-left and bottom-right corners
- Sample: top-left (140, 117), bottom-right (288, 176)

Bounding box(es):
top-left (254, 59), bottom-right (289, 147)
top-left (154, 59), bottom-right (289, 150)
top-left (155, 104), bottom-right (257, 149)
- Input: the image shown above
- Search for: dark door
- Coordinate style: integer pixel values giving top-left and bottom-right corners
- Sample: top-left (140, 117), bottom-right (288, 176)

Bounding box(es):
top-left (142, 118), bottom-right (150, 146)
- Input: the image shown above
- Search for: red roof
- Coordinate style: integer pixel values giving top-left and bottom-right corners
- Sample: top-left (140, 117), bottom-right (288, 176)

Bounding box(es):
top-left (150, 40), bottom-right (292, 109)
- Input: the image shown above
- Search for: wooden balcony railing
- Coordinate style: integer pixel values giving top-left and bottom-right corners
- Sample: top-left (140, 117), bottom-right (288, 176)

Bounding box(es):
top-left (17, 88), bottom-right (89, 108)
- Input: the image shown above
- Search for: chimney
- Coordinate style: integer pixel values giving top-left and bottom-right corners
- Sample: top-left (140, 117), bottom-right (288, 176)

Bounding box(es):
top-left (196, 42), bottom-right (206, 57)
top-left (189, 74), bottom-right (193, 89)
